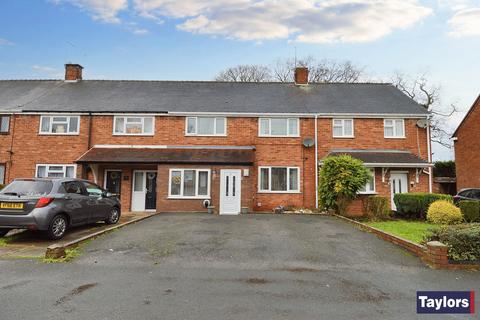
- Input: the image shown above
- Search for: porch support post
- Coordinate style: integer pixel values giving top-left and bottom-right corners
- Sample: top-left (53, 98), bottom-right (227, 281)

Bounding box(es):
top-left (90, 163), bottom-right (99, 184)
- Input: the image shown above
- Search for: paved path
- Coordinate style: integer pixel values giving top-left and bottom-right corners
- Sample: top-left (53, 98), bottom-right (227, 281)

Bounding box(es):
top-left (0, 211), bottom-right (154, 258)
top-left (0, 213), bottom-right (478, 319)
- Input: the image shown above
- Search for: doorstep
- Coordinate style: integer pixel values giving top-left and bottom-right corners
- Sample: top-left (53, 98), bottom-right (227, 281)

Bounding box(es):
top-left (0, 211), bottom-right (157, 260)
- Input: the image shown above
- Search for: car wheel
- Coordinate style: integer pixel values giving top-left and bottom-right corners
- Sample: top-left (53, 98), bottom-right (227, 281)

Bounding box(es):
top-left (0, 229), bottom-right (10, 238)
top-left (105, 207), bottom-right (120, 225)
top-left (47, 215), bottom-right (68, 240)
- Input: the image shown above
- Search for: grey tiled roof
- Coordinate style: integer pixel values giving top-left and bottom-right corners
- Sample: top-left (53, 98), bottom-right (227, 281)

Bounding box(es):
top-left (0, 80), bottom-right (429, 115)
top-left (324, 149), bottom-right (430, 166)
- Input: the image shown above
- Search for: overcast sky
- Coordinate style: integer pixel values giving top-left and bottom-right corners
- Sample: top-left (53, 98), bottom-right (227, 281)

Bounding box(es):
top-left (0, 0), bottom-right (479, 161)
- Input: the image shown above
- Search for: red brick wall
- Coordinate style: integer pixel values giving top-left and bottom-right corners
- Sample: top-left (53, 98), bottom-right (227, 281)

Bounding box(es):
top-left (455, 98), bottom-right (480, 190)
top-left (0, 114), bottom-right (430, 213)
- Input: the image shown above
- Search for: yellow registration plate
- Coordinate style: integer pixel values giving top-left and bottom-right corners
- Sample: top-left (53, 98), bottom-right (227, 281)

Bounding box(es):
top-left (0, 202), bottom-right (24, 209)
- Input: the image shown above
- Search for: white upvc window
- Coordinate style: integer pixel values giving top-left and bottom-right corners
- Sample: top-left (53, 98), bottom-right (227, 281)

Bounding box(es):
top-left (0, 115), bottom-right (10, 134)
top-left (259, 118), bottom-right (299, 137)
top-left (332, 119), bottom-right (354, 138)
top-left (186, 117), bottom-right (226, 136)
top-left (258, 166), bottom-right (300, 193)
top-left (36, 164), bottom-right (76, 178)
top-left (39, 115), bottom-right (80, 135)
top-left (359, 168), bottom-right (376, 194)
top-left (384, 119), bottom-right (405, 138)
top-left (113, 116), bottom-right (154, 135)
top-left (168, 169), bottom-right (211, 199)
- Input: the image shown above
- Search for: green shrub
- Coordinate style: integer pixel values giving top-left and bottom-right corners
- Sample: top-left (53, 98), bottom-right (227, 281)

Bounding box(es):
top-left (394, 193), bottom-right (453, 219)
top-left (425, 224), bottom-right (480, 261)
top-left (318, 155), bottom-right (370, 215)
top-left (459, 201), bottom-right (480, 223)
top-left (427, 200), bottom-right (463, 225)
top-left (363, 196), bottom-right (391, 221)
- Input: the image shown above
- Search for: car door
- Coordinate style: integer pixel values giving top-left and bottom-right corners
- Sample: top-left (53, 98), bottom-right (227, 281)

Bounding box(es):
top-left (62, 181), bottom-right (90, 226)
top-left (82, 181), bottom-right (110, 222)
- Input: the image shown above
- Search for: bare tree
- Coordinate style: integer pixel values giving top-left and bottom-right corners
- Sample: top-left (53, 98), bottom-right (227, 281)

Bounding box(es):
top-left (392, 72), bottom-right (458, 148)
top-left (215, 65), bottom-right (271, 82)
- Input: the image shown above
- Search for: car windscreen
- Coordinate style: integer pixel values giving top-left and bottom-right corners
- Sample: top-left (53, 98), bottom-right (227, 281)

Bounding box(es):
top-left (1, 180), bottom-right (53, 197)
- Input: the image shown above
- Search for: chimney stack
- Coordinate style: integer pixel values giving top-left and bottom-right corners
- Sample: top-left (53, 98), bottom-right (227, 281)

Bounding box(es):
top-left (294, 67), bottom-right (309, 85)
top-left (65, 64), bottom-right (83, 81)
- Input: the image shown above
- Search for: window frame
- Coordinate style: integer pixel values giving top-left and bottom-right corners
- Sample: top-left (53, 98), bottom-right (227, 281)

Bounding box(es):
top-left (258, 118), bottom-right (300, 137)
top-left (332, 118), bottom-right (354, 138)
top-left (168, 168), bottom-right (211, 199)
top-left (35, 164), bottom-right (77, 179)
top-left (185, 116), bottom-right (227, 137)
top-left (112, 115), bottom-right (155, 136)
top-left (0, 163), bottom-right (5, 184)
top-left (358, 168), bottom-right (376, 194)
top-left (39, 115), bottom-right (80, 135)
top-left (0, 115), bottom-right (10, 134)
top-left (384, 119), bottom-right (405, 139)
top-left (258, 166), bottom-right (300, 193)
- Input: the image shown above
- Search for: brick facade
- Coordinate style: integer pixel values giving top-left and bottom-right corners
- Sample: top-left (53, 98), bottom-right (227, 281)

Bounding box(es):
top-left (0, 113), bottom-right (430, 215)
top-left (454, 96), bottom-right (480, 190)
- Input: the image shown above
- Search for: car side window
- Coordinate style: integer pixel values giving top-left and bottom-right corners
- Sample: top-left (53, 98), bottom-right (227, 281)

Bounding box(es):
top-left (460, 190), bottom-right (472, 198)
top-left (472, 190), bottom-right (480, 199)
top-left (63, 181), bottom-right (83, 195)
top-left (82, 182), bottom-right (104, 198)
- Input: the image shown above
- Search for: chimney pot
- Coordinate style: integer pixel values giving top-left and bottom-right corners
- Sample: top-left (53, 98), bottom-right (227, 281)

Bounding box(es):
top-left (65, 64), bottom-right (83, 81)
top-left (294, 67), bottom-right (309, 85)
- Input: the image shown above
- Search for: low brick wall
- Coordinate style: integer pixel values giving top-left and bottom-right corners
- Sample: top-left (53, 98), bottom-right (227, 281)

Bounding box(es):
top-left (335, 215), bottom-right (480, 270)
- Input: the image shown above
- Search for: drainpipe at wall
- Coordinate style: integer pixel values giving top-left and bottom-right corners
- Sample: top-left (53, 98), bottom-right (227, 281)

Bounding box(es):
top-left (7, 113), bottom-right (17, 183)
top-left (427, 117), bottom-right (433, 193)
top-left (315, 114), bottom-right (318, 209)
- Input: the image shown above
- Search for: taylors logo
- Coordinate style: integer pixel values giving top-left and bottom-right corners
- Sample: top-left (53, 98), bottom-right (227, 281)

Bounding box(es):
top-left (417, 291), bottom-right (475, 314)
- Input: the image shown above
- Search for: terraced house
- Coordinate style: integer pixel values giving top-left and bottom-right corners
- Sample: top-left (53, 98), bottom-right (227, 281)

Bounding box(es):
top-left (0, 64), bottom-right (432, 215)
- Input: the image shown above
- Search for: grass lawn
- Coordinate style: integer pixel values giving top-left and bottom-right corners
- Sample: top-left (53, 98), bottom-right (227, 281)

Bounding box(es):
top-left (365, 220), bottom-right (439, 244)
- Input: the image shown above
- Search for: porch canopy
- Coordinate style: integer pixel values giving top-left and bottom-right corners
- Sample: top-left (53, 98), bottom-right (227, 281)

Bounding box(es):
top-left (76, 146), bottom-right (255, 165)
top-left (321, 149), bottom-right (432, 168)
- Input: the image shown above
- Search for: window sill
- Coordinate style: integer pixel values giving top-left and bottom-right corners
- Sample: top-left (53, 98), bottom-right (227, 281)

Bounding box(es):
top-left (332, 136), bottom-right (355, 139)
top-left (112, 133), bottom-right (154, 136)
top-left (167, 196), bottom-right (211, 200)
top-left (185, 134), bottom-right (227, 137)
top-left (38, 133), bottom-right (80, 136)
top-left (358, 192), bottom-right (378, 195)
top-left (258, 135), bottom-right (300, 138)
top-left (384, 136), bottom-right (406, 139)
top-left (257, 191), bottom-right (301, 194)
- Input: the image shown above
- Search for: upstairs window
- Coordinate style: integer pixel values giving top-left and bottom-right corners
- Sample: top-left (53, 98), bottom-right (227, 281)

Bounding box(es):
top-left (40, 115), bottom-right (79, 134)
top-left (186, 117), bottom-right (226, 136)
top-left (36, 164), bottom-right (76, 178)
top-left (259, 118), bottom-right (299, 137)
top-left (114, 116), bottom-right (154, 135)
top-left (259, 167), bottom-right (299, 193)
top-left (332, 119), bottom-right (354, 138)
top-left (0, 116), bottom-right (10, 134)
top-left (359, 168), bottom-right (375, 194)
top-left (384, 119), bottom-right (405, 138)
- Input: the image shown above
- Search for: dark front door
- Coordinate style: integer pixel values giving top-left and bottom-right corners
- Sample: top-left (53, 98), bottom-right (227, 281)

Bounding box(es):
top-left (105, 170), bottom-right (122, 199)
top-left (145, 172), bottom-right (157, 210)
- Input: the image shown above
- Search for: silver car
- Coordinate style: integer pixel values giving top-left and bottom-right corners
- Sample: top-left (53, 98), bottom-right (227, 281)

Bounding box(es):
top-left (0, 178), bottom-right (121, 240)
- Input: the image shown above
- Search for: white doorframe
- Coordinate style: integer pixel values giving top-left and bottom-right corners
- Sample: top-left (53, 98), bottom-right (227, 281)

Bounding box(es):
top-left (390, 171), bottom-right (409, 210)
top-left (131, 170), bottom-right (157, 212)
top-left (219, 169), bottom-right (241, 215)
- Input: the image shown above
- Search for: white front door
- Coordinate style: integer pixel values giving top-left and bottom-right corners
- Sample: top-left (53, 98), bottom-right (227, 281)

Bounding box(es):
top-left (390, 172), bottom-right (408, 210)
top-left (220, 169), bottom-right (241, 215)
top-left (132, 170), bottom-right (157, 212)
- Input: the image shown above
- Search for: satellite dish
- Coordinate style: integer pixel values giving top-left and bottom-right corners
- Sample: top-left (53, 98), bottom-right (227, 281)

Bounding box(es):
top-left (416, 119), bottom-right (428, 129)
top-left (302, 137), bottom-right (315, 148)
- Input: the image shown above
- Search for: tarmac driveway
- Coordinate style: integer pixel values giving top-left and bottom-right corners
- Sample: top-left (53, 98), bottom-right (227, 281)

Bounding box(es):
top-left (0, 213), bottom-right (479, 320)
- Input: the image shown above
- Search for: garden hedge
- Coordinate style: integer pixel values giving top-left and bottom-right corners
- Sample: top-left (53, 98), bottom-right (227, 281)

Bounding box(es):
top-left (363, 196), bottom-right (390, 221)
top-left (425, 224), bottom-right (480, 261)
top-left (459, 201), bottom-right (480, 223)
top-left (393, 192), bottom-right (453, 219)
